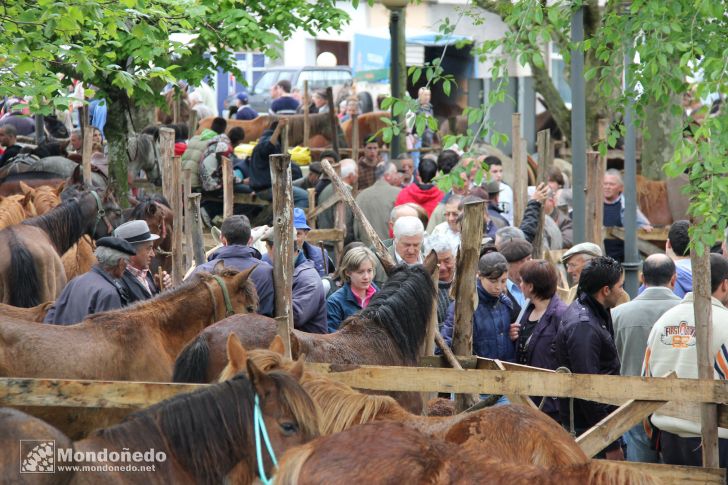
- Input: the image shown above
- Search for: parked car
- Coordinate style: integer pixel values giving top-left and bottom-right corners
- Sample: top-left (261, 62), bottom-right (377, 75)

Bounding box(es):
top-left (247, 66), bottom-right (352, 114)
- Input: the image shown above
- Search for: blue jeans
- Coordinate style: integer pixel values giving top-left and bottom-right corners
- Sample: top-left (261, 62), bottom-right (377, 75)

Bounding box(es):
top-left (624, 422), bottom-right (660, 463)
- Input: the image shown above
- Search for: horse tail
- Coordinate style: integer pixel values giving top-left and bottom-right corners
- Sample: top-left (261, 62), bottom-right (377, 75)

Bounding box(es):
top-left (584, 460), bottom-right (661, 485)
top-left (8, 229), bottom-right (41, 308)
top-left (172, 334), bottom-right (211, 383)
top-left (272, 442), bottom-right (315, 485)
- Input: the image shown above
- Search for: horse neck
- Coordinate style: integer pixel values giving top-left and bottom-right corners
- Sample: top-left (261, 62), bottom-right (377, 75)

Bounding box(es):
top-left (24, 193), bottom-right (94, 255)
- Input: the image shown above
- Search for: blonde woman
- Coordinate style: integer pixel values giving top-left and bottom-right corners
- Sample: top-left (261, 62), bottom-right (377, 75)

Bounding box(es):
top-left (326, 246), bottom-right (378, 332)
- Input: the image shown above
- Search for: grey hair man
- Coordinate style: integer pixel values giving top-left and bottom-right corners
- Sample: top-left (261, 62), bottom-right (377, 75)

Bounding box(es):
top-left (603, 168), bottom-right (653, 261)
top-left (425, 232), bottom-right (459, 326)
top-left (373, 215), bottom-right (425, 289)
top-left (44, 237), bottom-right (136, 325)
top-left (494, 226), bottom-right (526, 247)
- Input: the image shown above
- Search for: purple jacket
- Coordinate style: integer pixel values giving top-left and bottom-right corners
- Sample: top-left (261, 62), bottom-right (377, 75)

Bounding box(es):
top-left (192, 245), bottom-right (275, 317)
top-left (518, 295), bottom-right (568, 417)
top-left (291, 253), bottom-right (328, 333)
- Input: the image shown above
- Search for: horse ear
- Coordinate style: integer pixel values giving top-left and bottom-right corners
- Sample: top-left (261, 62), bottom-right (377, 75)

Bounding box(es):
top-left (269, 335), bottom-right (285, 355)
top-left (232, 264), bottom-right (257, 288)
top-left (70, 164), bottom-right (83, 185)
top-left (376, 252), bottom-right (396, 276)
top-left (19, 181), bottom-right (34, 195)
top-left (423, 250), bottom-right (438, 274)
top-left (290, 332), bottom-right (301, 360)
top-left (288, 354), bottom-right (305, 382)
top-left (212, 260), bottom-right (225, 274)
top-left (246, 358), bottom-right (272, 397)
top-left (55, 181), bottom-right (66, 196)
top-left (226, 333), bottom-right (248, 374)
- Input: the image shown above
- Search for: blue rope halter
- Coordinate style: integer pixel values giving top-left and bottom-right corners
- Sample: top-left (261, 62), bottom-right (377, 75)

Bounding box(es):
top-left (254, 394), bottom-right (278, 485)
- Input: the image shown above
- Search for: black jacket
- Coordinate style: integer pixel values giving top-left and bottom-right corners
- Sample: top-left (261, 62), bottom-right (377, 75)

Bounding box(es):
top-left (119, 268), bottom-right (159, 304)
top-left (519, 199), bottom-right (542, 244)
top-left (555, 292), bottom-right (620, 439)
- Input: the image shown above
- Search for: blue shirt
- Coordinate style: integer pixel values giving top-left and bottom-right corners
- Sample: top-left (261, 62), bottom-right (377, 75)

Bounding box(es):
top-left (269, 96), bottom-right (300, 114)
top-left (507, 279), bottom-right (526, 308)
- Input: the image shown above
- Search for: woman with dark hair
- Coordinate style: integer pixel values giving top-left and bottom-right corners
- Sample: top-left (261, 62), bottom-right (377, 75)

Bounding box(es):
top-left (511, 259), bottom-right (567, 420)
top-left (439, 252), bottom-right (515, 362)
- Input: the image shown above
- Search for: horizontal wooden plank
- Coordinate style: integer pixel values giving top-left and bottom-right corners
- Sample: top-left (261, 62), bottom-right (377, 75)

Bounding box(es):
top-left (598, 460), bottom-right (725, 484)
top-left (0, 378), bottom-right (203, 409)
top-left (305, 228), bottom-right (344, 243)
top-left (302, 365), bottom-right (728, 404)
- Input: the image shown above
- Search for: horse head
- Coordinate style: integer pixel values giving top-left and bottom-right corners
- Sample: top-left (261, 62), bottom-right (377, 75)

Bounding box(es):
top-left (209, 260), bottom-right (260, 315)
top-left (244, 358), bottom-right (317, 476)
top-left (128, 195), bottom-right (171, 243)
top-left (60, 183), bottom-right (122, 238)
top-left (127, 133), bottom-right (161, 185)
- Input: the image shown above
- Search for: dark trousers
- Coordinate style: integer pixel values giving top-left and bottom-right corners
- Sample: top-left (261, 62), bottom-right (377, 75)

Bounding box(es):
top-left (661, 431), bottom-right (728, 479)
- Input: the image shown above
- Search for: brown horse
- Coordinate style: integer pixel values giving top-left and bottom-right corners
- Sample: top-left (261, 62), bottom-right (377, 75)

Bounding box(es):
top-left (0, 186), bottom-right (120, 307)
top-left (197, 113), bottom-right (347, 147)
top-left (341, 111), bottom-right (390, 147)
top-left (2, 362), bottom-right (320, 485)
top-left (0, 192), bottom-right (36, 228)
top-left (173, 254), bottom-right (437, 412)
top-left (274, 421), bottom-right (659, 485)
top-left (221, 337), bottom-right (588, 468)
top-left (126, 195), bottom-right (174, 274)
top-left (0, 301), bottom-right (53, 322)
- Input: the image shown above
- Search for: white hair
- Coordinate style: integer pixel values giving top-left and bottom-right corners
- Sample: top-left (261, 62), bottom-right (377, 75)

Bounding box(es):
top-left (95, 246), bottom-right (130, 270)
top-left (425, 232), bottom-right (459, 256)
top-left (393, 216), bottom-right (424, 240)
top-left (340, 158), bottom-right (357, 179)
top-left (604, 168), bottom-right (623, 185)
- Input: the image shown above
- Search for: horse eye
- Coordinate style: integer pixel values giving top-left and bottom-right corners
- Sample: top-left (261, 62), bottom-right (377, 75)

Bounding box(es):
top-left (246, 306), bottom-right (256, 313)
top-left (280, 422), bottom-right (298, 435)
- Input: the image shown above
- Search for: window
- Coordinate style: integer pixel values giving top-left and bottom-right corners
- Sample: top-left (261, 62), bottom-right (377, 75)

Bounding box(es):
top-left (251, 71), bottom-right (279, 95)
top-left (549, 43), bottom-right (572, 107)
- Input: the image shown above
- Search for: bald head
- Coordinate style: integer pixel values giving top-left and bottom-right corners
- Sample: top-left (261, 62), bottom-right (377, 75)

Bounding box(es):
top-left (641, 254), bottom-right (676, 288)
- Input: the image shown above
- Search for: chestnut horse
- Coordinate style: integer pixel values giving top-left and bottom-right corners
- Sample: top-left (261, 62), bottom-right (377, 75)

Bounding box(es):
top-left (0, 192), bottom-right (36, 228)
top-left (341, 111), bottom-right (390, 147)
top-left (221, 337), bottom-right (588, 468)
top-left (197, 113), bottom-right (347, 147)
top-left (274, 421), bottom-right (659, 485)
top-left (0, 302), bottom-right (53, 322)
top-left (2, 362), bottom-right (320, 485)
top-left (173, 255), bottom-right (437, 412)
top-left (0, 186), bottom-right (120, 307)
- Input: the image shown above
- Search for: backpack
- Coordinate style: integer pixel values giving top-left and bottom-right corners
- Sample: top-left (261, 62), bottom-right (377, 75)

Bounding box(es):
top-left (198, 134), bottom-right (231, 192)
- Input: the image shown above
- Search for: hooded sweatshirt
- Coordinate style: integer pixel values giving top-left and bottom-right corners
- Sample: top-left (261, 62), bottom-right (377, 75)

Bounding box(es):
top-left (394, 182), bottom-right (444, 216)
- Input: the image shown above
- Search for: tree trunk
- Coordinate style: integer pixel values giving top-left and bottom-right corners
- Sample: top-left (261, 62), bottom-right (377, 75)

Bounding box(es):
top-left (640, 96), bottom-right (681, 180)
top-left (105, 95), bottom-right (131, 207)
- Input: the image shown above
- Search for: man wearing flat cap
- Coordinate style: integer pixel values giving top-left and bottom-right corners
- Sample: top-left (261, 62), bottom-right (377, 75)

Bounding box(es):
top-left (114, 220), bottom-right (171, 304)
top-left (44, 237), bottom-right (136, 324)
top-left (561, 242), bottom-right (628, 306)
top-left (483, 181), bottom-right (509, 230)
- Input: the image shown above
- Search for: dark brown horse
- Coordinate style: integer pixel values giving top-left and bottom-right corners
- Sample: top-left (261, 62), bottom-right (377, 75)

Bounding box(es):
top-left (3, 362), bottom-right (320, 485)
top-left (274, 421), bottom-right (658, 485)
top-left (173, 254), bottom-right (438, 412)
top-left (0, 186), bottom-right (120, 307)
top-left (127, 195), bottom-right (174, 274)
top-left (197, 113), bottom-right (347, 147)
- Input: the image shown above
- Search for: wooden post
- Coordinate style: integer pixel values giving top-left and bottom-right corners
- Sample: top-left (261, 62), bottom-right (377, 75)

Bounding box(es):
top-left (307, 188), bottom-right (317, 229)
top-left (183, 170), bottom-right (194, 268)
top-left (325, 87), bottom-right (340, 154)
top-left (512, 114), bottom-right (526, 227)
top-left (270, 153), bottom-right (294, 359)
top-left (585, 151), bottom-right (605, 247)
top-left (159, 127), bottom-right (175, 202)
top-left (452, 201), bottom-right (485, 411)
top-left (172, 94), bottom-right (180, 124)
top-left (81, 111), bottom-right (94, 187)
top-left (531, 130), bottom-right (551, 258)
top-left (425, 262), bottom-right (440, 356)
top-left (692, 236), bottom-right (719, 468)
top-left (34, 113), bottom-right (45, 146)
top-left (319, 159), bottom-right (394, 267)
top-left (188, 110), bottom-right (198, 138)
top-left (303, 80), bottom-right (310, 148)
top-left (222, 156), bottom-right (234, 219)
top-left (171, 156), bottom-right (184, 284)
top-left (187, 193), bottom-right (206, 266)
top-left (281, 124), bottom-right (289, 155)
top-left (351, 113), bottom-right (360, 163)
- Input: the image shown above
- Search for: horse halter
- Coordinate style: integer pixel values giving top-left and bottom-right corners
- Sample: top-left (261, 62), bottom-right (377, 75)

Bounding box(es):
top-left (90, 190), bottom-right (114, 238)
top-left (204, 275), bottom-right (236, 322)
top-left (254, 394), bottom-right (278, 485)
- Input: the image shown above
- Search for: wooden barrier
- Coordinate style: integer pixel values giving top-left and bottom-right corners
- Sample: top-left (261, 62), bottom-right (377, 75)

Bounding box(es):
top-left (222, 156), bottom-right (233, 219)
top-left (511, 113), bottom-right (526, 227)
top-left (171, 155), bottom-right (184, 284)
top-left (303, 80), bottom-right (310, 148)
top-left (531, 129), bottom-right (551, 258)
top-left (159, 127), bottom-right (175, 203)
top-left (81, 108), bottom-right (93, 186)
top-left (586, 150), bottom-right (606, 248)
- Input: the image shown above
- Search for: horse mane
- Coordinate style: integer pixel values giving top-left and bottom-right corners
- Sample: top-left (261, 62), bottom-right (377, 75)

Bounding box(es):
top-left (22, 196), bottom-right (86, 255)
top-left (92, 371), bottom-right (317, 484)
top-left (31, 185), bottom-right (61, 214)
top-left (344, 264), bottom-right (435, 364)
top-left (0, 195), bottom-right (32, 228)
top-left (301, 375), bottom-right (402, 435)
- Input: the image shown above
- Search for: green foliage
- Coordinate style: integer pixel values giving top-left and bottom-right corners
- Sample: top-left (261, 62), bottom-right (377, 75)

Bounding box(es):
top-left (0, 0), bottom-right (349, 112)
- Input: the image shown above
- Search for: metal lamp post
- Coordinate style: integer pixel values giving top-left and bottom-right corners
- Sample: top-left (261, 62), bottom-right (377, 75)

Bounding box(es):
top-left (382, 0), bottom-right (408, 158)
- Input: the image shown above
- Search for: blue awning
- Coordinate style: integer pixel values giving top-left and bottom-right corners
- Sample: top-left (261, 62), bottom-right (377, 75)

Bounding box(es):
top-left (406, 33), bottom-right (471, 47)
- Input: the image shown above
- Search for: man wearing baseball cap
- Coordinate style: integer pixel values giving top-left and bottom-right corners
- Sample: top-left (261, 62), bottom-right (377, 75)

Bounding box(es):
top-left (292, 208), bottom-right (335, 276)
top-left (44, 237), bottom-right (136, 324)
top-left (114, 220), bottom-right (170, 303)
top-left (234, 92), bottom-right (258, 120)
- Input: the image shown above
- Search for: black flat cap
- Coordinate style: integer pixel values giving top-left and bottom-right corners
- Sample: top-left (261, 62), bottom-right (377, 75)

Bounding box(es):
top-left (96, 236), bottom-right (137, 256)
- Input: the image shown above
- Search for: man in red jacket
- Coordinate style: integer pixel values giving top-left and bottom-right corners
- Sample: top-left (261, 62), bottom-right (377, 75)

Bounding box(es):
top-left (394, 157), bottom-right (444, 216)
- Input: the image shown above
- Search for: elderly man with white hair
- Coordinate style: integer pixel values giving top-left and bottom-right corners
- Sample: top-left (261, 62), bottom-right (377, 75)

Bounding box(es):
top-left (373, 215), bottom-right (425, 288)
top-left (318, 158), bottom-right (358, 254)
top-left (603, 168), bottom-right (652, 261)
top-left (426, 232), bottom-right (459, 327)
